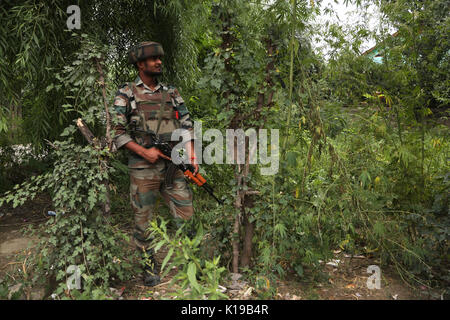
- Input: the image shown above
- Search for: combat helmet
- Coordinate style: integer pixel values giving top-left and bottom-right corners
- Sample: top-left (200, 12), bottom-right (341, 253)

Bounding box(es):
top-left (128, 41), bottom-right (164, 65)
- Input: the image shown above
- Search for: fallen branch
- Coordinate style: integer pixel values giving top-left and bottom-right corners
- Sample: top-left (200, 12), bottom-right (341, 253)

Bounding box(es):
top-left (76, 118), bottom-right (99, 147)
top-left (44, 139), bottom-right (58, 150)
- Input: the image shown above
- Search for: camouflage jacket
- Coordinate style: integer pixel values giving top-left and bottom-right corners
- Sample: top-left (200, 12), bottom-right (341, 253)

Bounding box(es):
top-left (112, 76), bottom-right (194, 168)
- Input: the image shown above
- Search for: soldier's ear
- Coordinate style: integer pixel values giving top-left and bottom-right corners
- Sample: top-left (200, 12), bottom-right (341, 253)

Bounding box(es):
top-left (136, 60), bottom-right (145, 71)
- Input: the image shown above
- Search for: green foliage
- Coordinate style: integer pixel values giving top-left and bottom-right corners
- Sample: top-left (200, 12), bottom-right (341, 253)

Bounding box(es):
top-left (0, 0), bottom-right (448, 299)
top-left (0, 36), bottom-right (137, 299)
top-left (0, 136), bottom-right (136, 298)
top-left (0, 127), bottom-right (136, 298)
top-left (0, 0), bottom-right (210, 149)
top-left (149, 217), bottom-right (228, 300)
top-left (0, 1), bottom-right (79, 148)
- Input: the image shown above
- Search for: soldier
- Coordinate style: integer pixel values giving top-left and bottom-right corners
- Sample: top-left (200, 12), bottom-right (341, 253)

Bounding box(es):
top-left (112, 41), bottom-right (198, 287)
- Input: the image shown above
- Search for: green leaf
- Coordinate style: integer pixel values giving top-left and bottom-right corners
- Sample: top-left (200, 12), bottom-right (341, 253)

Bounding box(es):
top-left (286, 151), bottom-right (298, 167)
top-left (187, 262), bottom-right (201, 293)
top-left (294, 264), bottom-right (304, 277)
top-left (161, 247), bottom-right (174, 272)
top-left (359, 170), bottom-right (371, 188)
top-left (60, 125), bottom-right (75, 137)
top-left (154, 240), bottom-right (165, 253)
top-left (161, 261), bottom-right (176, 279)
top-left (274, 223), bottom-right (287, 238)
top-left (373, 221), bottom-right (385, 238)
top-left (45, 84), bottom-right (54, 92)
top-left (210, 78), bottom-right (222, 90)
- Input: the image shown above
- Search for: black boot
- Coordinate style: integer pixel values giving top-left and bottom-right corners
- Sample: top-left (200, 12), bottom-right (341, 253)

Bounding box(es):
top-left (143, 249), bottom-right (160, 287)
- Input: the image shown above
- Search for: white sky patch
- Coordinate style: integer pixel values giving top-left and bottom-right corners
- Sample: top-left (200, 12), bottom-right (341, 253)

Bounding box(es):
top-left (310, 0), bottom-right (396, 58)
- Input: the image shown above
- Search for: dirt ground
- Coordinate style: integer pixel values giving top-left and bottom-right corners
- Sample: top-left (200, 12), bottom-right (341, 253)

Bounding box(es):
top-left (0, 195), bottom-right (442, 300)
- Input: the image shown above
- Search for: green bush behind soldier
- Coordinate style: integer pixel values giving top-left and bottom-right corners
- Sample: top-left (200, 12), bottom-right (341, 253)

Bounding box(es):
top-left (112, 42), bottom-right (199, 287)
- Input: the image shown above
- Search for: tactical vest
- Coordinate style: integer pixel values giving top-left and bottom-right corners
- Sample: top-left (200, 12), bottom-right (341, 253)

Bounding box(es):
top-left (128, 82), bottom-right (180, 146)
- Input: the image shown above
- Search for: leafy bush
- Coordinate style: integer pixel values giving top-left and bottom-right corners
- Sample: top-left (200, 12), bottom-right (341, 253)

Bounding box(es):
top-left (148, 217), bottom-right (228, 300)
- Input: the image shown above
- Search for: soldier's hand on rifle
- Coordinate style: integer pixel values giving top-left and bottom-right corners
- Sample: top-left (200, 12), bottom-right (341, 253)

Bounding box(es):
top-left (143, 147), bottom-right (171, 163)
top-left (191, 160), bottom-right (199, 176)
top-left (185, 140), bottom-right (198, 176)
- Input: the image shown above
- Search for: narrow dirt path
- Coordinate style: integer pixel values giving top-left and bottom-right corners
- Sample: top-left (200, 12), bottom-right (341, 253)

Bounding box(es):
top-left (0, 194), bottom-right (52, 299)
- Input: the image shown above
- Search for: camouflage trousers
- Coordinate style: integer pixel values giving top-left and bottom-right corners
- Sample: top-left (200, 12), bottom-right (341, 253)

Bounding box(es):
top-left (129, 160), bottom-right (194, 250)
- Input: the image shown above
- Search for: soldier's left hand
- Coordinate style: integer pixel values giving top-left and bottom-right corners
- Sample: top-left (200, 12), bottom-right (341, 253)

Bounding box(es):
top-left (191, 162), bottom-right (199, 176)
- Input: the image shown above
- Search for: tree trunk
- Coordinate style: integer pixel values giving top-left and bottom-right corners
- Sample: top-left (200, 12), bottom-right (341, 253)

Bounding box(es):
top-left (217, 3), bottom-right (243, 273)
top-left (239, 37), bottom-right (277, 269)
top-left (232, 162), bottom-right (243, 273)
top-left (232, 209), bottom-right (241, 273)
top-left (240, 208), bottom-right (254, 268)
top-left (9, 95), bottom-right (22, 142)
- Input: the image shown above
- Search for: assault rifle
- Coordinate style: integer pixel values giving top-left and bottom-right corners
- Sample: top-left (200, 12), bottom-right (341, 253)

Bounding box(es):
top-left (130, 122), bottom-right (223, 205)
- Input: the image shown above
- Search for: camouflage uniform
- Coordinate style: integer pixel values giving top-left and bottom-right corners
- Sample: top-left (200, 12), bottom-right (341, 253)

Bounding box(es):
top-left (113, 75), bottom-right (195, 250)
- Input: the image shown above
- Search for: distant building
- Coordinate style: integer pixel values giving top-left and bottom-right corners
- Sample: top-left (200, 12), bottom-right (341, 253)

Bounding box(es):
top-left (362, 31), bottom-right (399, 64)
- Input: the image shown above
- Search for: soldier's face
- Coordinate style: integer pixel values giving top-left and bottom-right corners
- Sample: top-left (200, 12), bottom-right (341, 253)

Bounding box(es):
top-left (139, 56), bottom-right (163, 77)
